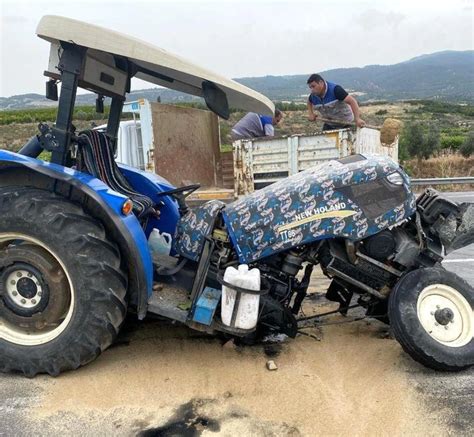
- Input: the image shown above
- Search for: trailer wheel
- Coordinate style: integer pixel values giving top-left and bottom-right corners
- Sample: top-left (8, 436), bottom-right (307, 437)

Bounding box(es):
top-left (0, 188), bottom-right (127, 376)
top-left (389, 267), bottom-right (473, 371)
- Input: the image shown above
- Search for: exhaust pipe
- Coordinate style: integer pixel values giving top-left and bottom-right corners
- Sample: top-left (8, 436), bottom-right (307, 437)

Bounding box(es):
top-left (18, 135), bottom-right (43, 158)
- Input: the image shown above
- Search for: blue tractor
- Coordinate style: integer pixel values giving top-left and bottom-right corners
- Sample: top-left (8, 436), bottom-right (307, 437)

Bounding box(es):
top-left (1, 16), bottom-right (473, 376)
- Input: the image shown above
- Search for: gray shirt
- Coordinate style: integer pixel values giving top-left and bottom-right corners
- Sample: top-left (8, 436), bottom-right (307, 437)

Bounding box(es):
top-left (231, 113), bottom-right (274, 141)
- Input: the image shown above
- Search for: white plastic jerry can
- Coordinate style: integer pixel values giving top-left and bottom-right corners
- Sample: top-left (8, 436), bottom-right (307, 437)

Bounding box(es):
top-left (221, 264), bottom-right (261, 330)
top-left (148, 228), bottom-right (172, 256)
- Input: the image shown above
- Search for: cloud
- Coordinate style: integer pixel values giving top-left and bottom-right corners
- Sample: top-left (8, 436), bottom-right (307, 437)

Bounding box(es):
top-left (1, 15), bottom-right (29, 25)
top-left (356, 9), bottom-right (406, 31)
top-left (0, 1), bottom-right (472, 96)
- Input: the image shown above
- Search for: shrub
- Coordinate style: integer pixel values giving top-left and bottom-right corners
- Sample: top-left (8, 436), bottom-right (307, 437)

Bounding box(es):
top-left (441, 135), bottom-right (465, 150)
top-left (0, 106), bottom-right (114, 125)
top-left (399, 121), bottom-right (440, 160)
top-left (459, 131), bottom-right (474, 158)
top-left (275, 101), bottom-right (307, 112)
top-left (219, 121), bottom-right (232, 149)
top-left (415, 100), bottom-right (474, 117)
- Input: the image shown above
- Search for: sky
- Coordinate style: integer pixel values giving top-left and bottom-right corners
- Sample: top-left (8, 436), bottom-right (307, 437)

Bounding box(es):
top-left (0, 0), bottom-right (473, 97)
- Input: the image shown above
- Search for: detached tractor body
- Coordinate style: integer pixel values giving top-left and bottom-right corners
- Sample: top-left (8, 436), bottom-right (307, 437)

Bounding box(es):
top-left (0, 16), bottom-right (472, 376)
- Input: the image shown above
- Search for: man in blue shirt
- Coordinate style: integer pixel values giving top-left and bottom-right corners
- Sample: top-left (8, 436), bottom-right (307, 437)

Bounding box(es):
top-left (306, 74), bottom-right (365, 131)
top-left (231, 109), bottom-right (283, 141)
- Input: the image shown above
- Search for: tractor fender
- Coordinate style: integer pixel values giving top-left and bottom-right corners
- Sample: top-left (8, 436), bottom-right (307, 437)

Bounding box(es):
top-left (0, 150), bottom-right (154, 319)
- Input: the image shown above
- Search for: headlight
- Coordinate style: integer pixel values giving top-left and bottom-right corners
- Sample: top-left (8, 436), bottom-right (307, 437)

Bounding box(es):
top-left (387, 172), bottom-right (404, 185)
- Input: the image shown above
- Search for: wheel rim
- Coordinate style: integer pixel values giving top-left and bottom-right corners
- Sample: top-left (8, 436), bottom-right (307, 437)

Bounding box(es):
top-left (6, 269), bottom-right (43, 309)
top-left (417, 284), bottom-right (473, 348)
top-left (0, 233), bottom-right (75, 346)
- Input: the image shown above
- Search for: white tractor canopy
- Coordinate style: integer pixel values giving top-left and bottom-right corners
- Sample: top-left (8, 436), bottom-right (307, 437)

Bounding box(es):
top-left (36, 15), bottom-right (274, 118)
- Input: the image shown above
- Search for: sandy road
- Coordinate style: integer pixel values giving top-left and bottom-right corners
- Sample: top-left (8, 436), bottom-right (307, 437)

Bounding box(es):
top-left (1, 320), bottom-right (472, 436)
top-left (0, 194), bottom-right (473, 437)
top-left (1, 253), bottom-right (473, 437)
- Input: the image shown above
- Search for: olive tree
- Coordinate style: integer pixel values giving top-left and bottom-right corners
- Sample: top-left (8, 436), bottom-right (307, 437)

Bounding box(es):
top-left (459, 131), bottom-right (474, 158)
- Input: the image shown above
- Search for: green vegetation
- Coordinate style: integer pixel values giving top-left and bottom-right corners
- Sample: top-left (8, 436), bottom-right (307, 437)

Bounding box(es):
top-left (460, 131), bottom-right (474, 157)
top-left (2, 99), bottom-right (472, 162)
top-left (440, 134), bottom-right (465, 150)
top-left (399, 122), bottom-right (441, 161)
top-left (398, 99), bottom-right (473, 160)
top-left (0, 102), bottom-right (252, 127)
top-left (275, 102), bottom-right (307, 112)
top-left (405, 100), bottom-right (474, 117)
top-left (219, 121), bottom-right (232, 151)
top-left (38, 150), bottom-right (51, 162)
top-left (0, 106), bottom-right (115, 125)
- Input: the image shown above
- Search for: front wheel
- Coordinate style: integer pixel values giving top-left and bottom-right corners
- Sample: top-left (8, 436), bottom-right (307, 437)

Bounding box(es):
top-left (389, 267), bottom-right (473, 371)
top-left (0, 188), bottom-right (127, 376)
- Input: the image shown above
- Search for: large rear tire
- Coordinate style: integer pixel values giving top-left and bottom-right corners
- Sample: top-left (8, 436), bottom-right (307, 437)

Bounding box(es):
top-left (0, 187), bottom-right (127, 376)
top-left (389, 267), bottom-right (473, 371)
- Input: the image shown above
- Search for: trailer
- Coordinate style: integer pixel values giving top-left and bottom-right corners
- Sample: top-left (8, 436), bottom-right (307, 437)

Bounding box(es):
top-left (233, 127), bottom-right (399, 195)
top-left (112, 104), bottom-right (398, 199)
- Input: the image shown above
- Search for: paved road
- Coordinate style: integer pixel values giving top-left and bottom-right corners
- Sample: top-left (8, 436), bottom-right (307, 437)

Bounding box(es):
top-left (444, 244), bottom-right (474, 287)
top-left (0, 191), bottom-right (473, 436)
top-left (443, 191), bottom-right (474, 204)
top-left (442, 192), bottom-right (474, 286)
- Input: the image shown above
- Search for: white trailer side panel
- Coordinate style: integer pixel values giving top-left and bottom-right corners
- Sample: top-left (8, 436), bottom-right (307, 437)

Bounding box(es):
top-left (233, 128), bottom-right (398, 195)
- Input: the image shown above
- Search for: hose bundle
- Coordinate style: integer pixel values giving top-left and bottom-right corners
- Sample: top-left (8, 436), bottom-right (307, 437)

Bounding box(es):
top-left (76, 130), bottom-right (154, 218)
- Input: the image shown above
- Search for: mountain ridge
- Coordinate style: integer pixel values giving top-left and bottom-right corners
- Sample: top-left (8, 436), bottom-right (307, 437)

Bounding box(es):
top-left (1, 50), bottom-right (473, 110)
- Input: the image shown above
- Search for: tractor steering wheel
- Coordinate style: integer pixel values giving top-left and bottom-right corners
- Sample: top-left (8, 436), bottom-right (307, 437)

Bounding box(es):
top-left (157, 184), bottom-right (201, 198)
top-left (157, 184), bottom-right (201, 216)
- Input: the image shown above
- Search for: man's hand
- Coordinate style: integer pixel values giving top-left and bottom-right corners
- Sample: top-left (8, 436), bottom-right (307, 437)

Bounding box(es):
top-left (344, 95), bottom-right (365, 128)
top-left (307, 100), bottom-right (317, 122)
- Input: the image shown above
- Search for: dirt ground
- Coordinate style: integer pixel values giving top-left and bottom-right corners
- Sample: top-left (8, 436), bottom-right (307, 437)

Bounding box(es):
top-left (1, 265), bottom-right (473, 437)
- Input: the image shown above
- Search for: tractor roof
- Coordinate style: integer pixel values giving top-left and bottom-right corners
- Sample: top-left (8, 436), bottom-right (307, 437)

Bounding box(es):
top-left (36, 15), bottom-right (274, 116)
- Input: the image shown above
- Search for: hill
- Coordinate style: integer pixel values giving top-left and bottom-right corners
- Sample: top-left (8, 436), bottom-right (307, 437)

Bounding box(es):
top-left (1, 50), bottom-right (473, 110)
top-left (237, 51), bottom-right (474, 102)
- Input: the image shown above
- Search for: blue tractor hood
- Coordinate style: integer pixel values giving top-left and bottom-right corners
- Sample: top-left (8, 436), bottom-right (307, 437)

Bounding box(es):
top-left (222, 154), bottom-right (417, 264)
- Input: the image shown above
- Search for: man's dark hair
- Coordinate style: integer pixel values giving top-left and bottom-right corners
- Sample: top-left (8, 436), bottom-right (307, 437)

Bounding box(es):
top-left (307, 74), bottom-right (324, 84)
top-left (274, 108), bottom-right (282, 117)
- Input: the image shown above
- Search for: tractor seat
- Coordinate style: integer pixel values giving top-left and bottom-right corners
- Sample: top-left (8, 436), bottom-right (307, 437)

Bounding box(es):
top-left (76, 130), bottom-right (154, 219)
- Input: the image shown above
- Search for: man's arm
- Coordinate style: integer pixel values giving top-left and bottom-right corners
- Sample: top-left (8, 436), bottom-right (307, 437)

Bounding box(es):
top-left (264, 124), bottom-right (274, 137)
top-left (344, 95), bottom-right (365, 128)
top-left (307, 99), bottom-right (317, 121)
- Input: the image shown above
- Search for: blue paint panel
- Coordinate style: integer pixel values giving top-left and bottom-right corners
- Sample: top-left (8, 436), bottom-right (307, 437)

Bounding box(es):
top-left (223, 154), bottom-right (417, 264)
top-left (118, 164), bottom-right (180, 242)
top-left (0, 150), bottom-right (154, 298)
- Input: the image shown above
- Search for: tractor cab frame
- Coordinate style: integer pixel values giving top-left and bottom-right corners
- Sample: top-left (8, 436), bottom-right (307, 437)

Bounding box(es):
top-left (22, 16), bottom-right (273, 167)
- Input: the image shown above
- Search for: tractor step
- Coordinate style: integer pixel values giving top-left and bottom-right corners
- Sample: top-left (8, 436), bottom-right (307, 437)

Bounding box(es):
top-left (147, 283), bottom-right (191, 323)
